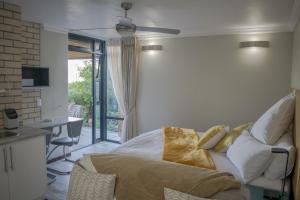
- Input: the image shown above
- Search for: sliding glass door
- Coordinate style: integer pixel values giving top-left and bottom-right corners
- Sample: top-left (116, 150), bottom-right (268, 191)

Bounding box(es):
top-left (68, 35), bottom-right (93, 149)
top-left (68, 33), bottom-right (122, 144)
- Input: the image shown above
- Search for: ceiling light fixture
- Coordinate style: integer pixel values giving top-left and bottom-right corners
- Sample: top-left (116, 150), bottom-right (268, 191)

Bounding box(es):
top-left (239, 41), bottom-right (270, 48)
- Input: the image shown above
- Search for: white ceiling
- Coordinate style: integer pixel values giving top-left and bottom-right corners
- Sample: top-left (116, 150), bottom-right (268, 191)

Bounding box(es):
top-left (6, 0), bottom-right (300, 39)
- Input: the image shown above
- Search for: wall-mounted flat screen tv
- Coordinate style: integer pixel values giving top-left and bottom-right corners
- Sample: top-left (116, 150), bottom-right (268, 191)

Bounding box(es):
top-left (22, 66), bottom-right (49, 87)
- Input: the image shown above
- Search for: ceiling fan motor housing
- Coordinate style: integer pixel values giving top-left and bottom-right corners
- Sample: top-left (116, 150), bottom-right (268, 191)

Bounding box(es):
top-left (121, 2), bottom-right (133, 11)
top-left (116, 23), bottom-right (136, 36)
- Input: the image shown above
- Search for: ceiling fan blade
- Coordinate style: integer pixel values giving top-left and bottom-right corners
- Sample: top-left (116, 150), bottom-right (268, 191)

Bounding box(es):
top-left (70, 27), bottom-right (114, 31)
top-left (136, 26), bottom-right (180, 35)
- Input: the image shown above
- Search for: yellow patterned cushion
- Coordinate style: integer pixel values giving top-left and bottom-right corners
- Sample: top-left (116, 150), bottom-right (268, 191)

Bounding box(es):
top-left (213, 123), bottom-right (252, 153)
top-left (197, 125), bottom-right (229, 150)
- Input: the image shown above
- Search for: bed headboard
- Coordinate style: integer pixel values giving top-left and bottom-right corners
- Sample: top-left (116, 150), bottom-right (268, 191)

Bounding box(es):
top-left (293, 89), bottom-right (300, 200)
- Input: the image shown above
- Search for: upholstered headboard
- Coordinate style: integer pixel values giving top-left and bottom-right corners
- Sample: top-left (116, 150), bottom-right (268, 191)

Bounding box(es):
top-left (293, 90), bottom-right (300, 200)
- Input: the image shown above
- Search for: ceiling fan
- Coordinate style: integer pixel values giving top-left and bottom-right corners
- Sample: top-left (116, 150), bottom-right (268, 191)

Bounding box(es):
top-left (71, 2), bottom-right (180, 36)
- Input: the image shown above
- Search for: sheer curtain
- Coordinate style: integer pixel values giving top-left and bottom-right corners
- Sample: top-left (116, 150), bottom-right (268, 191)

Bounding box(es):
top-left (107, 37), bottom-right (139, 143)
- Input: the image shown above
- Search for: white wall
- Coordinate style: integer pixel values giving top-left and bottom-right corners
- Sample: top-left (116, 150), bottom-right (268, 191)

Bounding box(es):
top-left (292, 20), bottom-right (300, 89)
top-left (40, 30), bottom-right (68, 119)
top-left (137, 32), bottom-right (292, 133)
top-left (40, 30), bottom-right (68, 159)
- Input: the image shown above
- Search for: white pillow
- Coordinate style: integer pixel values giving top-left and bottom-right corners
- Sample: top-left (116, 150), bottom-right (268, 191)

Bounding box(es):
top-left (251, 93), bottom-right (295, 145)
top-left (164, 188), bottom-right (212, 200)
top-left (264, 129), bottom-right (296, 180)
top-left (227, 131), bottom-right (272, 183)
top-left (67, 164), bottom-right (116, 200)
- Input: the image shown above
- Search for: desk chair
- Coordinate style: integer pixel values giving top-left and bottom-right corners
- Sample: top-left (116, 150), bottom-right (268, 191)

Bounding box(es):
top-left (68, 104), bottom-right (82, 118)
top-left (47, 120), bottom-right (83, 175)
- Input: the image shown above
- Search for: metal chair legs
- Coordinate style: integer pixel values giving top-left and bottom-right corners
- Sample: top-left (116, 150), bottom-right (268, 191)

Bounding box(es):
top-left (47, 173), bottom-right (56, 185)
top-left (47, 146), bottom-right (72, 175)
top-left (47, 167), bottom-right (70, 175)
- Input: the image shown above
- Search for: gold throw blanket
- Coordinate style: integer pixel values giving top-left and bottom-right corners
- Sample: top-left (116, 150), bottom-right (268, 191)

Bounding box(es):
top-left (163, 126), bottom-right (216, 169)
top-left (90, 154), bottom-right (240, 200)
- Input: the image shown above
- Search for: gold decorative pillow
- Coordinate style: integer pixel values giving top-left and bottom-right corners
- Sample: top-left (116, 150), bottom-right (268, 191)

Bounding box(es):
top-left (213, 123), bottom-right (252, 153)
top-left (198, 125), bottom-right (229, 150)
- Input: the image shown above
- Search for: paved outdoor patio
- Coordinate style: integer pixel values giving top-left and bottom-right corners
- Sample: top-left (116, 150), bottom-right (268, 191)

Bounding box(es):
top-left (70, 126), bottom-right (120, 151)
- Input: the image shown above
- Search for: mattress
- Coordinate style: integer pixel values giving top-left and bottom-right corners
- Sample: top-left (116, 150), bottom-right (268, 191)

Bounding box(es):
top-left (110, 129), bottom-right (288, 199)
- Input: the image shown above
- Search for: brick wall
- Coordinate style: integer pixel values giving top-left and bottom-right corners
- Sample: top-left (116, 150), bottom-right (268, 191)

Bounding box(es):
top-left (21, 21), bottom-right (40, 66)
top-left (0, 2), bottom-right (42, 127)
top-left (21, 21), bottom-right (41, 124)
top-left (0, 2), bottom-right (23, 128)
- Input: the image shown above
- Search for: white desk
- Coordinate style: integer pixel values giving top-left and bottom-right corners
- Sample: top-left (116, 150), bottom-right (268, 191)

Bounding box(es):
top-left (26, 117), bottom-right (83, 130)
top-left (26, 117), bottom-right (83, 137)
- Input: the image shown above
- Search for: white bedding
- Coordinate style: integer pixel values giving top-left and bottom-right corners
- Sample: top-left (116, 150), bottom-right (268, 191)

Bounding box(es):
top-left (110, 129), bottom-right (289, 200)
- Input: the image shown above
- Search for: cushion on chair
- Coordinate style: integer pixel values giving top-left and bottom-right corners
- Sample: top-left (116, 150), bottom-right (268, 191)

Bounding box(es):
top-left (51, 137), bottom-right (77, 146)
top-left (164, 188), bottom-right (212, 200)
top-left (67, 164), bottom-right (116, 200)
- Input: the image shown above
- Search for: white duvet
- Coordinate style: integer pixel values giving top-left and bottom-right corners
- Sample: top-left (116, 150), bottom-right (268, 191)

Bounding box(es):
top-left (110, 129), bottom-right (250, 200)
top-left (112, 129), bottom-right (242, 178)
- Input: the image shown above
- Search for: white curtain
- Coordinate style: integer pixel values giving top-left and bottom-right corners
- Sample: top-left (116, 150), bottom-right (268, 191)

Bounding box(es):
top-left (107, 37), bottom-right (139, 143)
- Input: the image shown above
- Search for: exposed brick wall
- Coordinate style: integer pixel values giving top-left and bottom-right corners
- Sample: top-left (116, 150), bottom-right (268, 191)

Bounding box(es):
top-left (0, 2), bottom-right (42, 127)
top-left (0, 2), bottom-right (23, 128)
top-left (21, 21), bottom-right (42, 123)
top-left (21, 21), bottom-right (40, 66)
top-left (22, 90), bottom-right (41, 123)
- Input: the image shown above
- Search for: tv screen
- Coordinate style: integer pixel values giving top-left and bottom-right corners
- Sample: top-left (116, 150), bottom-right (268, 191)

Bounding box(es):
top-left (22, 66), bottom-right (49, 87)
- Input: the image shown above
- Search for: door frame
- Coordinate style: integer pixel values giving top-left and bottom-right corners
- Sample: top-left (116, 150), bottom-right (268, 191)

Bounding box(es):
top-left (68, 33), bottom-right (106, 144)
top-left (93, 39), bottom-right (107, 144)
top-left (68, 33), bottom-right (122, 144)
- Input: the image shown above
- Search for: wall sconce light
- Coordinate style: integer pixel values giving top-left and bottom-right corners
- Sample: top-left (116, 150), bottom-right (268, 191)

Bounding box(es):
top-left (239, 41), bottom-right (270, 48)
top-left (141, 45), bottom-right (163, 52)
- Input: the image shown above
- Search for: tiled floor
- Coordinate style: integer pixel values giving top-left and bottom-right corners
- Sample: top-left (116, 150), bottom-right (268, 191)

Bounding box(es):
top-left (45, 142), bottom-right (120, 200)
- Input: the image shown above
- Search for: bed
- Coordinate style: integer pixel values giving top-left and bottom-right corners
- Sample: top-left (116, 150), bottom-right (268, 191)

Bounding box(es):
top-left (110, 128), bottom-right (291, 199)
top-left (109, 91), bottom-right (300, 200)
top-left (70, 90), bottom-right (300, 200)
top-left (111, 129), bottom-right (248, 199)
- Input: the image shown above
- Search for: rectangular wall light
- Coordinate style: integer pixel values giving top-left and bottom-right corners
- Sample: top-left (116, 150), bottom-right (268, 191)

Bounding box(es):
top-left (141, 45), bottom-right (163, 51)
top-left (239, 41), bottom-right (270, 48)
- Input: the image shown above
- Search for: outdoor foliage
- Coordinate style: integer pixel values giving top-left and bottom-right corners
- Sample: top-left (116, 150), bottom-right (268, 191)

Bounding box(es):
top-left (68, 61), bottom-right (92, 124)
top-left (68, 60), bottom-right (123, 132)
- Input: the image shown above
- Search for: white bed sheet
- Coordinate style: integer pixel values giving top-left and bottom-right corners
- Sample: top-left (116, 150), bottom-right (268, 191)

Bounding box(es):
top-left (110, 129), bottom-right (289, 199)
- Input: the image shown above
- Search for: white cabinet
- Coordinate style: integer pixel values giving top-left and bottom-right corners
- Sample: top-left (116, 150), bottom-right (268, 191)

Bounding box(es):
top-left (0, 144), bottom-right (10, 200)
top-left (0, 136), bottom-right (47, 200)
